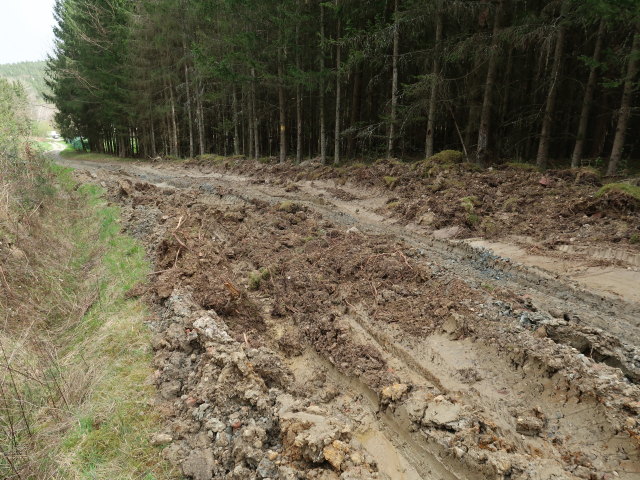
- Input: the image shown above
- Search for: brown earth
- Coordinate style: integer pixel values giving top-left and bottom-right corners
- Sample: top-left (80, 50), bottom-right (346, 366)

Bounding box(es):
top-left (56, 153), bottom-right (640, 480)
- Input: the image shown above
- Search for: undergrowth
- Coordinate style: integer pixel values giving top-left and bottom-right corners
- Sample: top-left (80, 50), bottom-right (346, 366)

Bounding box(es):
top-left (0, 159), bottom-right (175, 479)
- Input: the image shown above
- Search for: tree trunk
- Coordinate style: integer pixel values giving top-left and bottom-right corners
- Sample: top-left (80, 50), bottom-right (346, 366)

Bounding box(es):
top-left (571, 20), bottom-right (605, 168)
top-left (425, 12), bottom-right (443, 159)
top-left (150, 119), bottom-right (157, 158)
top-left (168, 80), bottom-right (179, 157)
top-left (232, 86), bottom-right (241, 156)
top-left (183, 41), bottom-right (195, 158)
top-left (278, 52), bottom-right (287, 163)
top-left (607, 25), bottom-right (640, 176)
top-left (347, 67), bottom-right (361, 157)
top-left (295, 48), bottom-right (303, 162)
top-left (247, 90), bottom-right (254, 158)
top-left (118, 131), bottom-right (126, 158)
top-left (334, 0), bottom-right (341, 165)
top-left (319, 2), bottom-right (327, 164)
top-left (387, 0), bottom-right (400, 158)
top-left (536, 8), bottom-right (566, 168)
top-left (196, 83), bottom-right (205, 156)
top-left (251, 68), bottom-right (259, 159)
top-left (476, 0), bottom-right (503, 166)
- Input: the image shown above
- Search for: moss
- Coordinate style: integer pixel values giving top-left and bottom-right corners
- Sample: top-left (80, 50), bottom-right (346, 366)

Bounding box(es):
top-left (460, 196), bottom-right (481, 227)
top-left (630, 233), bottom-right (639, 245)
top-left (350, 162), bottom-right (367, 169)
top-left (427, 150), bottom-right (465, 165)
top-left (466, 212), bottom-right (481, 226)
top-left (248, 267), bottom-right (271, 290)
top-left (383, 176), bottom-right (398, 188)
top-left (198, 154), bottom-right (227, 164)
top-left (502, 197), bottom-right (519, 213)
top-left (596, 183), bottom-right (640, 201)
top-left (460, 196), bottom-right (478, 213)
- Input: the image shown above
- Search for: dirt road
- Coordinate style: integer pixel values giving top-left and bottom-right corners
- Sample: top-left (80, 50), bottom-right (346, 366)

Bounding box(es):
top-left (55, 153), bottom-right (640, 480)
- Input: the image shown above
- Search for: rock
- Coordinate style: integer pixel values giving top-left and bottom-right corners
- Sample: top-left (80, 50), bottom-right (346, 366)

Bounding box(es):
top-left (193, 314), bottom-right (233, 343)
top-left (349, 451), bottom-right (364, 466)
top-left (432, 226), bottom-right (461, 239)
top-left (323, 440), bottom-right (348, 470)
top-left (516, 416), bottom-right (544, 436)
top-left (539, 176), bottom-right (554, 187)
top-left (182, 449), bottom-right (215, 480)
top-left (280, 411), bottom-right (349, 464)
top-left (381, 383), bottom-right (409, 403)
top-left (204, 417), bottom-right (226, 433)
top-left (397, 389), bottom-right (429, 423)
top-left (199, 183), bottom-right (216, 194)
top-left (150, 433), bottom-right (173, 446)
top-left (346, 226), bottom-right (361, 234)
top-left (534, 326), bottom-right (548, 338)
top-left (257, 457), bottom-right (278, 478)
top-left (422, 400), bottom-right (463, 428)
top-left (418, 212), bottom-right (436, 226)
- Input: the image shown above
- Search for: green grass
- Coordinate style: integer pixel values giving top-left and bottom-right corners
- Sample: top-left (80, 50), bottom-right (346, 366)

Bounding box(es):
top-left (59, 149), bottom-right (141, 163)
top-left (51, 179), bottom-right (174, 479)
top-left (596, 183), bottom-right (640, 201)
top-left (3, 166), bottom-right (176, 479)
top-left (248, 267), bottom-right (271, 290)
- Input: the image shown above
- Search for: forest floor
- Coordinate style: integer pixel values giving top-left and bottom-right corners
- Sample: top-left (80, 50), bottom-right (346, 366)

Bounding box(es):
top-left (54, 151), bottom-right (640, 480)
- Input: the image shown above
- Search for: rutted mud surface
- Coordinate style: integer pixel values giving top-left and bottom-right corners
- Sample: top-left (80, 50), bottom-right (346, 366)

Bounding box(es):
top-left (59, 155), bottom-right (640, 480)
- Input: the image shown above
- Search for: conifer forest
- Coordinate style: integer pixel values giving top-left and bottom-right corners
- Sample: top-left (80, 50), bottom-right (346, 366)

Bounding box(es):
top-left (47, 0), bottom-right (640, 174)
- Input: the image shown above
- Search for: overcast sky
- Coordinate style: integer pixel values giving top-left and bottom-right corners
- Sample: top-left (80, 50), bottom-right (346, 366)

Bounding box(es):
top-left (0, 0), bottom-right (57, 65)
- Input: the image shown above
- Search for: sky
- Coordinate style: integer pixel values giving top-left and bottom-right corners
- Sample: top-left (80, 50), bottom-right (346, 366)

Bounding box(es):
top-left (0, 0), bottom-right (57, 65)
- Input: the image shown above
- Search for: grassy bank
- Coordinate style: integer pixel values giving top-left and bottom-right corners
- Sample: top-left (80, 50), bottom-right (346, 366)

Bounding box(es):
top-left (0, 158), bottom-right (175, 479)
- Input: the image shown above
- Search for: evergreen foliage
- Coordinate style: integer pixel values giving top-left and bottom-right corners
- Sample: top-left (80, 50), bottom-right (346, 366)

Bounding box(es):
top-left (47, 0), bottom-right (640, 173)
top-left (0, 78), bottom-right (31, 160)
top-left (0, 61), bottom-right (50, 101)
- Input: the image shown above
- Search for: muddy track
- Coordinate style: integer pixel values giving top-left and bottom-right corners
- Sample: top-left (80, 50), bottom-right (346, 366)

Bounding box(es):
top-left (57, 155), bottom-right (640, 480)
top-left (57, 156), bottom-right (640, 351)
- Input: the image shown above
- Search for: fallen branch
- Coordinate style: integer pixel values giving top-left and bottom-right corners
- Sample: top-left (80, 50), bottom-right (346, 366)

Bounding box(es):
top-left (172, 233), bottom-right (189, 250)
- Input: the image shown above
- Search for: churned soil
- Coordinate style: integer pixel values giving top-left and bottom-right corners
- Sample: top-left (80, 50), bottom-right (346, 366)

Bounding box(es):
top-left (189, 157), bottom-right (640, 251)
top-left (61, 155), bottom-right (640, 480)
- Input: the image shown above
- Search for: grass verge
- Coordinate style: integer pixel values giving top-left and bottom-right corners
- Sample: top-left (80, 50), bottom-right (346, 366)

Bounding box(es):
top-left (0, 161), bottom-right (176, 479)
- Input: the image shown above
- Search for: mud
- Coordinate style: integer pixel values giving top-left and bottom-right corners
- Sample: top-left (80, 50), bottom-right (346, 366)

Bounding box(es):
top-left (59, 155), bottom-right (640, 480)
